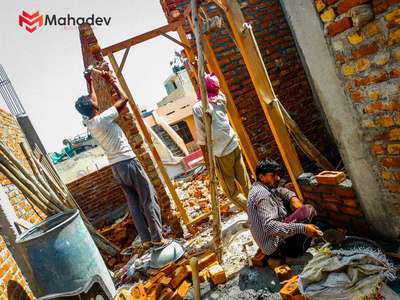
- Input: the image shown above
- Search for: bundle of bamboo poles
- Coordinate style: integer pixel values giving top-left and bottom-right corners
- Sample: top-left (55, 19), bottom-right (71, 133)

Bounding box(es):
top-left (0, 141), bottom-right (120, 256)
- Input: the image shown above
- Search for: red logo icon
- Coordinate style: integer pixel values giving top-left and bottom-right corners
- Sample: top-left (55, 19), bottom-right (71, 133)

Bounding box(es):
top-left (19, 11), bottom-right (44, 33)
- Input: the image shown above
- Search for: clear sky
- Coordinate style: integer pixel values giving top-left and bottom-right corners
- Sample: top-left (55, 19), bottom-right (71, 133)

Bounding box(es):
top-left (0, 0), bottom-right (183, 152)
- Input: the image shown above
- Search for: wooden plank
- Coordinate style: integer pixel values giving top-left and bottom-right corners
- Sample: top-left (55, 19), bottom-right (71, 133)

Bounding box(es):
top-left (221, 0), bottom-right (304, 199)
top-left (102, 20), bottom-right (183, 55)
top-left (177, 25), bottom-right (198, 89)
top-left (107, 54), bottom-right (195, 233)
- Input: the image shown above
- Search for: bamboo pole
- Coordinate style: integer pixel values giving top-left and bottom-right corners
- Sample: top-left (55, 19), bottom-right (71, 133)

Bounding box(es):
top-left (219, 0), bottom-right (304, 199)
top-left (191, 0), bottom-right (223, 262)
top-left (0, 161), bottom-right (55, 215)
top-left (190, 257), bottom-right (201, 300)
top-left (107, 53), bottom-right (195, 234)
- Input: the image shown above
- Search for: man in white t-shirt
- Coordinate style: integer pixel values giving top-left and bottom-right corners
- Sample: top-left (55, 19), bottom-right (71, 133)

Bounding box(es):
top-left (75, 68), bottom-right (164, 249)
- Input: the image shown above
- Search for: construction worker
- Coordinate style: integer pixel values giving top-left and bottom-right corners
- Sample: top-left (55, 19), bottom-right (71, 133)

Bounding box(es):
top-left (193, 73), bottom-right (251, 212)
top-left (75, 68), bottom-right (165, 250)
top-left (247, 159), bottom-right (321, 258)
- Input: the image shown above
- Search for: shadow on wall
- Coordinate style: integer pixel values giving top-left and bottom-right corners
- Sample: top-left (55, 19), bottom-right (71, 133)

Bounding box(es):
top-left (7, 280), bottom-right (32, 300)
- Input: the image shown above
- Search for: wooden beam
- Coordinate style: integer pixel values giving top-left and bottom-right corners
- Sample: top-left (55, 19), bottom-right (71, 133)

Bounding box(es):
top-left (102, 20), bottom-right (184, 55)
top-left (222, 0), bottom-right (304, 199)
top-left (107, 53), bottom-right (195, 233)
top-left (117, 46), bottom-right (131, 77)
top-left (161, 33), bottom-right (190, 49)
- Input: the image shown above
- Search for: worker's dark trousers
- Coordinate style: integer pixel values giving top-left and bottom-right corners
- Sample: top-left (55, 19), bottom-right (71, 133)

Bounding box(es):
top-left (111, 157), bottom-right (163, 243)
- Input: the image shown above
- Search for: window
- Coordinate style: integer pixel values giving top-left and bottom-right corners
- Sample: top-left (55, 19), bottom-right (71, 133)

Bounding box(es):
top-left (172, 121), bottom-right (194, 144)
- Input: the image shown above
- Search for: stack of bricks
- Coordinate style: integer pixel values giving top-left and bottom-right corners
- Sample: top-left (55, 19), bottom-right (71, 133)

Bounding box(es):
top-left (299, 177), bottom-right (370, 235)
top-left (0, 108), bottom-right (47, 298)
top-left (0, 237), bottom-right (34, 300)
top-left (160, 0), bottom-right (341, 170)
top-left (314, 0), bottom-right (400, 196)
top-left (78, 24), bottom-right (175, 225)
top-left (67, 165), bottom-right (127, 227)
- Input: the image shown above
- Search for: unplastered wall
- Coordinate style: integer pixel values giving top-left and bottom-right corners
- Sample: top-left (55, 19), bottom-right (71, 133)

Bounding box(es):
top-left (66, 165), bottom-right (127, 227)
top-left (160, 0), bottom-right (341, 171)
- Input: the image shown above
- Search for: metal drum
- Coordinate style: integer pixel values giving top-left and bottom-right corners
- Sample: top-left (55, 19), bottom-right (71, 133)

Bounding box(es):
top-left (16, 210), bottom-right (115, 297)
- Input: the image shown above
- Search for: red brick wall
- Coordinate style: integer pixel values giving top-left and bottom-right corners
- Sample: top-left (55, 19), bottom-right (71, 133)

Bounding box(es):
top-left (67, 165), bottom-right (127, 227)
top-left (299, 177), bottom-right (370, 235)
top-left (313, 0), bottom-right (400, 196)
top-left (160, 0), bottom-right (341, 171)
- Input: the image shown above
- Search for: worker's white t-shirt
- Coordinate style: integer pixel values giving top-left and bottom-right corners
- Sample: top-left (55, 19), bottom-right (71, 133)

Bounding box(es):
top-left (84, 106), bottom-right (135, 165)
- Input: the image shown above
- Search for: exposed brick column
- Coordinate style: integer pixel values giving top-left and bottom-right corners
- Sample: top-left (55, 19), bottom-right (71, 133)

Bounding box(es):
top-left (79, 24), bottom-right (174, 225)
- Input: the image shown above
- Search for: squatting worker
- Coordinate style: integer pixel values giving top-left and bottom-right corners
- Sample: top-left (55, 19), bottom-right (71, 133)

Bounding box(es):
top-left (193, 73), bottom-right (251, 212)
top-left (248, 159), bottom-right (322, 257)
top-left (75, 68), bottom-right (165, 249)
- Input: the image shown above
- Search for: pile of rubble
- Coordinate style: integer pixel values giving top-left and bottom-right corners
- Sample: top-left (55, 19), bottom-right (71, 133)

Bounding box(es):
top-left (116, 250), bottom-right (227, 299)
top-left (174, 169), bottom-right (234, 227)
top-left (98, 214), bottom-right (137, 270)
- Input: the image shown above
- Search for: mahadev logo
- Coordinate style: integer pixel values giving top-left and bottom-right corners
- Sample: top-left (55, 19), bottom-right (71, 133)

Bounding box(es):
top-left (19, 10), bottom-right (112, 33)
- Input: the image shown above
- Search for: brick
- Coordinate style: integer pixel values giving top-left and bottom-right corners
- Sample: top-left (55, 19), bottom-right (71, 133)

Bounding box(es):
top-left (315, 0), bottom-right (326, 12)
top-left (340, 206), bottom-right (364, 216)
top-left (382, 157), bottom-right (400, 167)
top-left (209, 264), bottom-right (227, 285)
top-left (375, 128), bottom-right (400, 140)
top-left (336, 53), bottom-right (347, 64)
top-left (342, 64), bottom-right (355, 76)
top-left (159, 287), bottom-right (174, 300)
top-left (355, 71), bottom-right (389, 86)
top-left (348, 32), bottom-right (364, 44)
top-left (388, 28), bottom-right (400, 45)
top-left (325, 202), bottom-right (340, 211)
top-left (352, 43), bottom-right (379, 59)
top-left (274, 265), bottom-right (293, 282)
top-left (171, 280), bottom-right (191, 300)
top-left (327, 0), bottom-right (340, 4)
top-left (337, 0), bottom-right (370, 14)
top-left (158, 276), bottom-right (172, 286)
top-left (251, 248), bottom-right (267, 267)
top-left (329, 212), bottom-right (351, 223)
top-left (342, 198), bottom-right (358, 207)
top-left (369, 90), bottom-right (382, 100)
top-left (367, 22), bottom-right (380, 36)
top-left (351, 5), bottom-right (374, 27)
top-left (351, 90), bottom-right (364, 102)
top-left (170, 265), bottom-right (191, 289)
top-left (355, 58), bottom-right (370, 72)
top-left (321, 8), bottom-right (336, 22)
top-left (280, 275), bottom-right (300, 299)
top-left (388, 143), bottom-right (400, 153)
top-left (328, 17), bottom-right (353, 36)
top-left (375, 116), bottom-right (395, 127)
top-left (198, 252), bottom-right (218, 270)
top-left (385, 8), bottom-right (400, 21)
top-left (372, 143), bottom-right (386, 154)
top-left (384, 183), bottom-right (400, 192)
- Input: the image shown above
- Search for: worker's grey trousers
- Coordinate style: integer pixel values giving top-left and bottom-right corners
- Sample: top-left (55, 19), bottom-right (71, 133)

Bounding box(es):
top-left (111, 158), bottom-right (162, 243)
